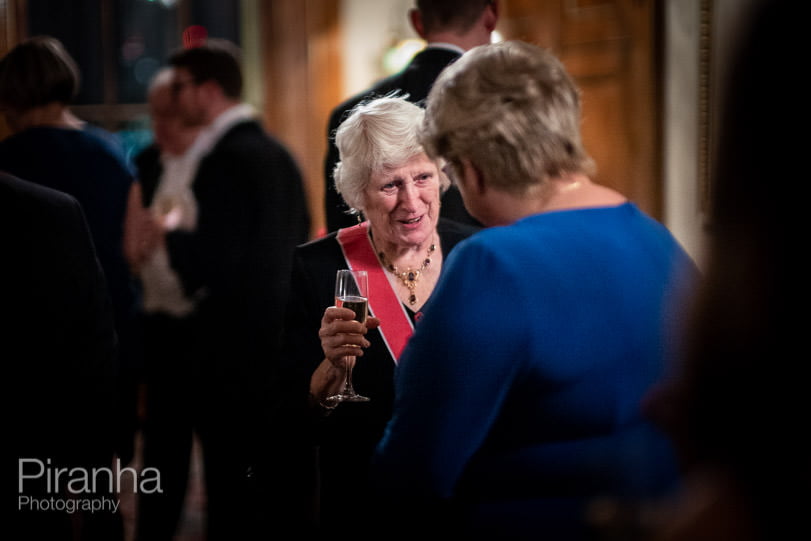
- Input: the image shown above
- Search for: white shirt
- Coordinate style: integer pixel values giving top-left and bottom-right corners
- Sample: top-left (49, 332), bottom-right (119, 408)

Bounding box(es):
top-left (140, 103), bottom-right (257, 316)
top-left (425, 42), bottom-right (466, 56)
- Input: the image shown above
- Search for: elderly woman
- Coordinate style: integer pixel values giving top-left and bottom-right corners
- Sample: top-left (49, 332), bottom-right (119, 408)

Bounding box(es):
top-left (278, 96), bottom-right (478, 534)
top-left (371, 41), bottom-right (700, 538)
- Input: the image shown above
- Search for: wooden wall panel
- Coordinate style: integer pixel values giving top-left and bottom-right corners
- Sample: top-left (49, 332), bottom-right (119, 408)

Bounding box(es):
top-left (0, 0), bottom-right (25, 140)
top-left (0, 0), bottom-right (24, 55)
top-left (498, 0), bottom-right (662, 218)
top-left (261, 0), bottom-right (341, 238)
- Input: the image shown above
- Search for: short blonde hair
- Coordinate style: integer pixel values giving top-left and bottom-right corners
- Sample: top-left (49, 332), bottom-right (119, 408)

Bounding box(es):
top-left (333, 96), bottom-right (450, 213)
top-left (421, 41), bottom-right (595, 195)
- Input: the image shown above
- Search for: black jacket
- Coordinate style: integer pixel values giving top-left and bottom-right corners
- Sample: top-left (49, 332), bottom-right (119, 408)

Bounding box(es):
top-left (3, 172), bottom-right (117, 538)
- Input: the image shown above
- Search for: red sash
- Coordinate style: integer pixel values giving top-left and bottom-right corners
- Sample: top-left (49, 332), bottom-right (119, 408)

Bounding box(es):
top-left (337, 222), bottom-right (413, 363)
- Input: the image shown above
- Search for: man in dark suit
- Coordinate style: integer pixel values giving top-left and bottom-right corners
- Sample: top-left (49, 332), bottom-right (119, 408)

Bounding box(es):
top-left (323, 0), bottom-right (499, 232)
top-left (133, 39), bottom-right (310, 540)
top-left (4, 171), bottom-right (119, 540)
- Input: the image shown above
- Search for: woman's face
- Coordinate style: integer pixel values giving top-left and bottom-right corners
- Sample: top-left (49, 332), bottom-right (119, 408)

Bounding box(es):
top-left (363, 153), bottom-right (441, 249)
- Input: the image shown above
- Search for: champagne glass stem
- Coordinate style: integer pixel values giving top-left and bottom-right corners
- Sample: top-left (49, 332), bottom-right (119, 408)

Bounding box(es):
top-left (343, 357), bottom-right (355, 394)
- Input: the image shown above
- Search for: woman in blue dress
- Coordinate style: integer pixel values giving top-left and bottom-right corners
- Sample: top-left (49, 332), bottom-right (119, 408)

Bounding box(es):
top-left (372, 40), bottom-right (699, 540)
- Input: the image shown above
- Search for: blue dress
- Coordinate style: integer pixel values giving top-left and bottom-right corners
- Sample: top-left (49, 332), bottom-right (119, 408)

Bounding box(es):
top-left (372, 203), bottom-right (698, 538)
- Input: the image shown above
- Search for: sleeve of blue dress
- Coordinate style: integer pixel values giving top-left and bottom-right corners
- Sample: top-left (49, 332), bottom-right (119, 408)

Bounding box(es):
top-left (372, 235), bottom-right (527, 500)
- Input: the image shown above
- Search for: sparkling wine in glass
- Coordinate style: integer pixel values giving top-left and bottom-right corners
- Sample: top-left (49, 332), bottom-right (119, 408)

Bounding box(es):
top-left (328, 269), bottom-right (370, 403)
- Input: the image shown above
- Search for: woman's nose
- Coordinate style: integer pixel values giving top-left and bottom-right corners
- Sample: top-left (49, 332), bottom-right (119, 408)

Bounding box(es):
top-left (398, 181), bottom-right (420, 208)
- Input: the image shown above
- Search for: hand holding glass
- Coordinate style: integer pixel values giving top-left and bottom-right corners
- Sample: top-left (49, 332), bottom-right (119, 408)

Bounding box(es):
top-left (327, 269), bottom-right (370, 403)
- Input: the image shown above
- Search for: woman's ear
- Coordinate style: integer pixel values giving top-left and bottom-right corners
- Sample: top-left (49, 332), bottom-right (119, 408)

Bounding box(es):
top-left (460, 159), bottom-right (487, 195)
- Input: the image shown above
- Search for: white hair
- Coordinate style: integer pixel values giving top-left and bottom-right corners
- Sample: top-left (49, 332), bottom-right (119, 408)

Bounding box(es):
top-left (333, 95), bottom-right (450, 213)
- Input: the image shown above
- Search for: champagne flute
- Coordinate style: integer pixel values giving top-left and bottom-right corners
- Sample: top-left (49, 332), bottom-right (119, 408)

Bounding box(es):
top-left (328, 269), bottom-right (371, 403)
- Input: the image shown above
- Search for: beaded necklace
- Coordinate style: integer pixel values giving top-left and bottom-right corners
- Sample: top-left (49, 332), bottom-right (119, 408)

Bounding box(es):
top-left (376, 240), bottom-right (436, 306)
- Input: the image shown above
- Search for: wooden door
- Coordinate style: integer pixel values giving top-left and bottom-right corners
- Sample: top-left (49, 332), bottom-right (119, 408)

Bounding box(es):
top-left (499, 0), bottom-right (662, 218)
top-left (0, 0), bottom-right (24, 140)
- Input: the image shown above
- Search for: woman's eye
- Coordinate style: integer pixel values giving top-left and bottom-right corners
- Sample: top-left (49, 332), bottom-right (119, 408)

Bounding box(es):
top-left (381, 182), bottom-right (397, 193)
